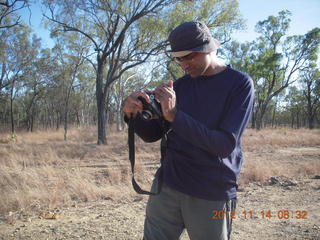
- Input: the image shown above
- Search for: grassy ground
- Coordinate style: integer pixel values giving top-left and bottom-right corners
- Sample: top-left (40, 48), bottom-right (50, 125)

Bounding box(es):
top-left (0, 126), bottom-right (319, 217)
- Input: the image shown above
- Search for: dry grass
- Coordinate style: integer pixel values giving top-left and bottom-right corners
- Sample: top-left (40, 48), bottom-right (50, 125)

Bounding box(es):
top-left (239, 128), bottom-right (320, 184)
top-left (0, 126), bottom-right (141, 216)
top-left (242, 128), bottom-right (320, 150)
top-left (0, 126), bottom-right (319, 217)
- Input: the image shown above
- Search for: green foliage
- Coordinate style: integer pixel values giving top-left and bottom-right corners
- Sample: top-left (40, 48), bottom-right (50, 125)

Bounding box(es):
top-left (3, 1), bottom-right (318, 130)
top-left (0, 0), bottom-right (30, 29)
top-left (225, 10), bottom-right (319, 129)
top-left (255, 10), bottom-right (291, 45)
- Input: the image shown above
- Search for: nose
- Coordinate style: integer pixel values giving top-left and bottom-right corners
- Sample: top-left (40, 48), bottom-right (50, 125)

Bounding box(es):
top-left (179, 61), bottom-right (190, 71)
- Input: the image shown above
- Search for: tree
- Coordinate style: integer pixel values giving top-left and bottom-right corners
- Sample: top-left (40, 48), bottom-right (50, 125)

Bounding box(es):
top-left (300, 65), bottom-right (320, 129)
top-left (0, 24), bottom-right (40, 133)
top-left (50, 32), bottom-right (91, 140)
top-left (21, 37), bottom-right (48, 132)
top-left (0, 0), bottom-right (30, 29)
top-left (254, 13), bottom-right (319, 129)
top-left (285, 86), bottom-right (305, 128)
top-left (225, 11), bottom-right (320, 129)
top-left (43, 0), bottom-right (180, 144)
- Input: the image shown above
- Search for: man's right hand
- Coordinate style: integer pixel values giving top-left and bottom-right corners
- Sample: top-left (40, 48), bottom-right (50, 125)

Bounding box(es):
top-left (122, 91), bottom-right (151, 118)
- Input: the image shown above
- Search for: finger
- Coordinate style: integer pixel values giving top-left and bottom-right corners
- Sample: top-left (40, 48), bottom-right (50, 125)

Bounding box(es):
top-left (168, 80), bottom-right (173, 88)
top-left (123, 104), bottom-right (140, 115)
top-left (123, 97), bottom-right (143, 113)
top-left (157, 86), bottom-right (170, 93)
top-left (154, 88), bottom-right (162, 95)
top-left (126, 96), bottom-right (142, 107)
top-left (131, 99), bottom-right (143, 109)
top-left (154, 89), bottom-right (167, 100)
top-left (154, 85), bottom-right (163, 94)
top-left (154, 92), bottom-right (163, 103)
top-left (163, 86), bottom-right (174, 93)
top-left (158, 87), bottom-right (174, 97)
top-left (155, 82), bottom-right (169, 92)
top-left (131, 91), bottom-right (151, 103)
top-left (154, 88), bottom-right (164, 98)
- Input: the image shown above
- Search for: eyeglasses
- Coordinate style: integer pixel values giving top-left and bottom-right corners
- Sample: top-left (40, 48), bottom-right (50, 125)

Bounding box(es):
top-left (173, 52), bottom-right (199, 63)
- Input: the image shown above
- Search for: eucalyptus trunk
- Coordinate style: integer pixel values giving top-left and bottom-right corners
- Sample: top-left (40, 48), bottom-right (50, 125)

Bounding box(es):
top-left (96, 61), bottom-right (107, 145)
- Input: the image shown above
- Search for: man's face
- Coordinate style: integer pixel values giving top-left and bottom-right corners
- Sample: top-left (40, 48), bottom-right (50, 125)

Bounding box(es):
top-left (174, 52), bottom-right (211, 78)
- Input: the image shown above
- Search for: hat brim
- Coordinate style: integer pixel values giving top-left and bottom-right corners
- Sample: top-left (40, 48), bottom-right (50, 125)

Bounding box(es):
top-left (168, 38), bottom-right (220, 57)
top-left (170, 51), bottom-right (193, 57)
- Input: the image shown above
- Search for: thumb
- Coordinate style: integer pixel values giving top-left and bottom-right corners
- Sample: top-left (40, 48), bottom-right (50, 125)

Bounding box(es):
top-left (168, 80), bottom-right (173, 88)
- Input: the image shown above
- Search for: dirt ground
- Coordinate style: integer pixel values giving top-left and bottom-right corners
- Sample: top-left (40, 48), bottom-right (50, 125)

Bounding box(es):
top-left (0, 144), bottom-right (319, 240)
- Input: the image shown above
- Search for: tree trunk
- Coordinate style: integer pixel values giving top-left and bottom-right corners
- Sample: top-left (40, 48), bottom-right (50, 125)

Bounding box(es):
top-left (306, 98), bottom-right (315, 129)
top-left (76, 110), bottom-right (80, 127)
top-left (308, 114), bottom-right (315, 129)
top-left (116, 109), bottom-right (123, 131)
top-left (256, 117), bottom-right (262, 130)
top-left (81, 109), bottom-right (85, 125)
top-left (255, 108), bottom-right (263, 130)
top-left (56, 111), bottom-right (60, 130)
top-left (30, 109), bottom-right (34, 132)
top-left (255, 103), bottom-right (268, 130)
top-left (64, 103), bottom-right (68, 141)
top-left (96, 61), bottom-right (107, 145)
top-left (251, 106), bottom-right (256, 129)
top-left (97, 99), bottom-right (107, 144)
top-left (10, 83), bottom-right (15, 134)
top-left (1, 100), bottom-right (7, 125)
top-left (271, 104), bottom-right (277, 128)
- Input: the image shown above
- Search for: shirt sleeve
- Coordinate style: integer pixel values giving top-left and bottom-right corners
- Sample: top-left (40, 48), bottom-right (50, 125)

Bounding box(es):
top-left (124, 114), bottom-right (163, 142)
top-left (170, 76), bottom-right (254, 158)
top-left (220, 76), bottom-right (255, 143)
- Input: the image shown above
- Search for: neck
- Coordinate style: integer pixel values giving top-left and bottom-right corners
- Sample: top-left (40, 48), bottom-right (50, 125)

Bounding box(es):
top-left (203, 54), bottom-right (226, 76)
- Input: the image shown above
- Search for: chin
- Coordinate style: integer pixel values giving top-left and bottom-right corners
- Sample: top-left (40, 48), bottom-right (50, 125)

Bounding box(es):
top-left (187, 69), bottom-right (204, 78)
top-left (189, 73), bottom-right (200, 78)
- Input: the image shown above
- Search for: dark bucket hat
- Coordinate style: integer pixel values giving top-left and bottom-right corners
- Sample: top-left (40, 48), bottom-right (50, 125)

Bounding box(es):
top-left (168, 21), bottom-right (220, 57)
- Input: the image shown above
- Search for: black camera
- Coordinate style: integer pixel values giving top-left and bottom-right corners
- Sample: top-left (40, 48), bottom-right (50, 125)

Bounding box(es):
top-left (137, 93), bottom-right (162, 120)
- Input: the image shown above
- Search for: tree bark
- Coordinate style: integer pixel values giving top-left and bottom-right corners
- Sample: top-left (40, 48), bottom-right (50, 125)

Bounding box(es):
top-left (96, 60), bottom-right (107, 145)
top-left (10, 81), bottom-right (15, 134)
top-left (64, 103), bottom-right (68, 141)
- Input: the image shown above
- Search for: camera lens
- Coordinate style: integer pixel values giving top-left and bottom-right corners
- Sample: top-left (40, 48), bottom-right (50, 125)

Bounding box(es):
top-left (141, 110), bottom-right (152, 120)
top-left (149, 94), bottom-right (155, 100)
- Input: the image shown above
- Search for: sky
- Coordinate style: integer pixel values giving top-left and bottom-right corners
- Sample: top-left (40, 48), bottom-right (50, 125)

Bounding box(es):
top-left (20, 0), bottom-right (320, 48)
top-left (234, 0), bottom-right (320, 42)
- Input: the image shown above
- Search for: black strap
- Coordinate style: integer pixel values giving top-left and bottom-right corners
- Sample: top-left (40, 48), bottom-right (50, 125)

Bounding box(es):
top-left (128, 117), bottom-right (163, 195)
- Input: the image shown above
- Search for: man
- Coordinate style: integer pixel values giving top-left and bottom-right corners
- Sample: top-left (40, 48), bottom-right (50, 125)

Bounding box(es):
top-left (122, 21), bottom-right (254, 240)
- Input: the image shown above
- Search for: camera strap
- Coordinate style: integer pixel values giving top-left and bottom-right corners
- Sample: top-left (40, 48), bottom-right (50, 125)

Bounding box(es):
top-left (128, 117), bottom-right (165, 195)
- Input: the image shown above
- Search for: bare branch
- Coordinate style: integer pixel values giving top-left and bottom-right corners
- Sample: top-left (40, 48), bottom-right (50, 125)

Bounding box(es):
top-left (110, 40), bottom-right (168, 85)
top-left (43, 14), bottom-right (100, 52)
top-left (0, 0), bottom-right (29, 29)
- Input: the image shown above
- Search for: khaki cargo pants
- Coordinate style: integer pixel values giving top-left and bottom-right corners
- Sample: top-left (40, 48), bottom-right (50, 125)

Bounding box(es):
top-left (143, 182), bottom-right (236, 240)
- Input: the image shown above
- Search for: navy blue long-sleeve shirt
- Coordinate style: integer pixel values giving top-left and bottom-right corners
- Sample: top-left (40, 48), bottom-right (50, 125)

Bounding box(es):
top-left (132, 66), bottom-right (254, 201)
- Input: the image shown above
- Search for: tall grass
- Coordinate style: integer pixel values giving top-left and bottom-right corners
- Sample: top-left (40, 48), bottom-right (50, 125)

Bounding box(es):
top-left (239, 128), bottom-right (320, 184)
top-left (0, 126), bottom-right (319, 216)
top-left (0, 127), bottom-right (140, 216)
